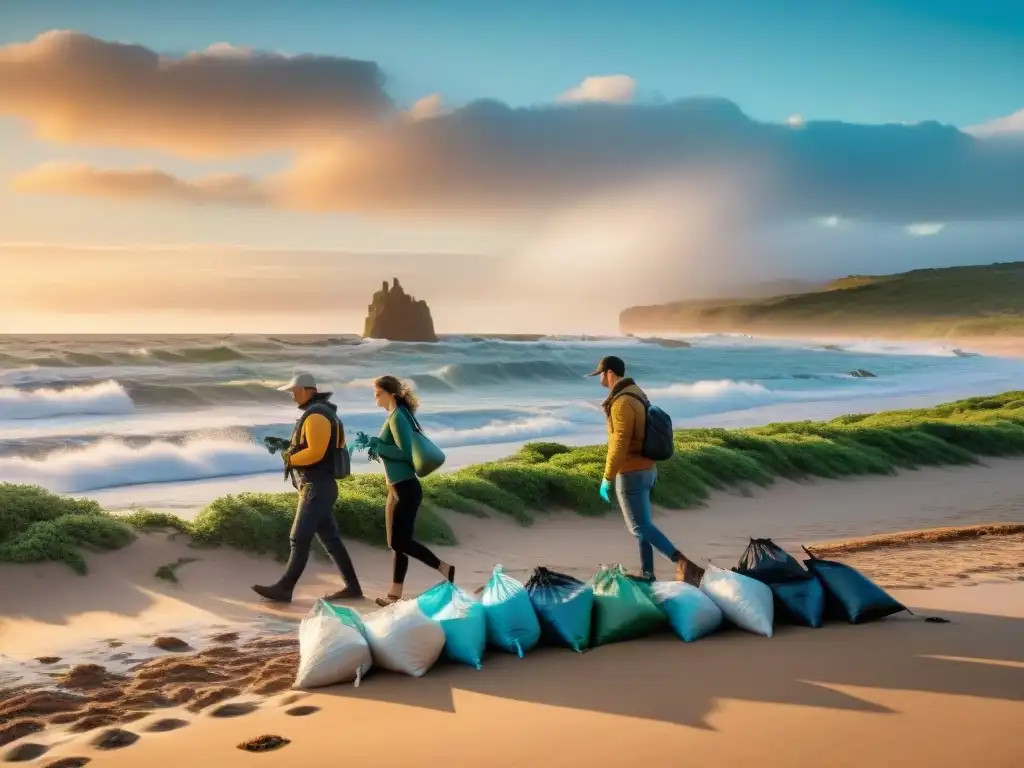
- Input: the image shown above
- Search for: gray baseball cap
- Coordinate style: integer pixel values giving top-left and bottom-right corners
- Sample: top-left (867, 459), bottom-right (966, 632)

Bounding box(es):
top-left (277, 371), bottom-right (318, 391)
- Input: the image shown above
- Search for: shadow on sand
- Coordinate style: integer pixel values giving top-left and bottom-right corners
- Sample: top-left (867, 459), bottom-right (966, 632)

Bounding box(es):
top-left (322, 611), bottom-right (1024, 730)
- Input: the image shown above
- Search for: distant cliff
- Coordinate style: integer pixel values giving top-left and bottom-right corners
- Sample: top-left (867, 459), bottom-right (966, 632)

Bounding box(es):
top-left (362, 278), bottom-right (438, 342)
top-left (620, 262), bottom-right (1024, 339)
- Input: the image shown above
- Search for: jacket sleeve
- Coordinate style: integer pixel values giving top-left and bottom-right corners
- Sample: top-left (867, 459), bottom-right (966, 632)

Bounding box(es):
top-left (287, 413), bottom-right (332, 466)
top-left (603, 397), bottom-right (635, 480)
top-left (374, 409), bottom-right (415, 462)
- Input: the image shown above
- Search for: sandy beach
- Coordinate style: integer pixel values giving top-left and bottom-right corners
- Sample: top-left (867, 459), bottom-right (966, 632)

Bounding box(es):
top-left (2, 458), bottom-right (1022, 767)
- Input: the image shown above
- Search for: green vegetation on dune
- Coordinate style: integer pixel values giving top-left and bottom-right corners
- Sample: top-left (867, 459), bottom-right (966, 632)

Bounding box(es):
top-left (2, 391), bottom-right (1024, 573)
top-left (620, 261), bottom-right (1024, 337)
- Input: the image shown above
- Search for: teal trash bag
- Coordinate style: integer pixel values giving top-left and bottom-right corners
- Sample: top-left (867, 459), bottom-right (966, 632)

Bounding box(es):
top-left (803, 549), bottom-right (905, 624)
top-left (647, 581), bottom-right (723, 642)
top-left (480, 565), bottom-right (541, 657)
top-left (589, 565), bottom-right (667, 646)
top-left (771, 577), bottom-right (825, 628)
top-left (417, 581), bottom-right (487, 669)
top-left (525, 566), bottom-right (594, 653)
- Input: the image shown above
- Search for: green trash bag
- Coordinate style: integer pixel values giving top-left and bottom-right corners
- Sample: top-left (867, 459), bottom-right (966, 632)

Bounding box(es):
top-left (589, 565), bottom-right (667, 646)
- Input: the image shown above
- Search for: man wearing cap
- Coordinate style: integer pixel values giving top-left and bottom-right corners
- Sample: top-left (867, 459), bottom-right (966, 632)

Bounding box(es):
top-left (252, 372), bottom-right (363, 603)
top-left (588, 355), bottom-right (704, 586)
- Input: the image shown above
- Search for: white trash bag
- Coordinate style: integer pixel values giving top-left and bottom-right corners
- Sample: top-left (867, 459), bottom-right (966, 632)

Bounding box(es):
top-left (294, 600), bottom-right (373, 690)
top-left (699, 564), bottom-right (774, 637)
top-left (649, 580), bottom-right (723, 642)
top-left (363, 598), bottom-right (446, 677)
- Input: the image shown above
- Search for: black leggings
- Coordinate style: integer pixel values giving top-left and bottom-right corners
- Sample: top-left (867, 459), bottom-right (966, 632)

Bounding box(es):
top-left (386, 477), bottom-right (441, 585)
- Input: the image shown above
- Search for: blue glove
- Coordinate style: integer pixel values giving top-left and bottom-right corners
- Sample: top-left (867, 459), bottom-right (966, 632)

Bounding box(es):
top-left (599, 478), bottom-right (612, 504)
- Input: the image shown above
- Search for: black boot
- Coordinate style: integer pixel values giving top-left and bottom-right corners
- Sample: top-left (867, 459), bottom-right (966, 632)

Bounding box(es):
top-left (251, 583), bottom-right (293, 603)
top-left (323, 585), bottom-right (363, 601)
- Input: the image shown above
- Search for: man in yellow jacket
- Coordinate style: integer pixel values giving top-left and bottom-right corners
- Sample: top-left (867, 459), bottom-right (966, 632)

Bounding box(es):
top-left (588, 356), bottom-right (704, 586)
top-left (252, 372), bottom-right (363, 603)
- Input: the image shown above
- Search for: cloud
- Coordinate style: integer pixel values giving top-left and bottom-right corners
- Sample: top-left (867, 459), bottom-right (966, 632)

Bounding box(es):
top-left (406, 93), bottom-right (445, 121)
top-left (964, 107), bottom-right (1024, 137)
top-left (905, 222), bottom-right (945, 236)
top-left (0, 30), bottom-right (390, 157)
top-left (12, 162), bottom-right (270, 206)
top-left (557, 74), bottom-right (636, 104)
top-left (21, 95), bottom-right (1024, 224)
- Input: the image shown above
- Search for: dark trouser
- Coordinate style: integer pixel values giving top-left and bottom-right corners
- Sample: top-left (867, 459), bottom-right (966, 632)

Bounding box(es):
top-left (386, 477), bottom-right (441, 585)
top-left (278, 476), bottom-right (361, 593)
top-left (615, 468), bottom-right (681, 579)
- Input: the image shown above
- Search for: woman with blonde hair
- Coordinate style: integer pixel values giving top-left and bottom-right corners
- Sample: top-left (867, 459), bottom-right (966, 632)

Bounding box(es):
top-left (355, 375), bottom-right (455, 607)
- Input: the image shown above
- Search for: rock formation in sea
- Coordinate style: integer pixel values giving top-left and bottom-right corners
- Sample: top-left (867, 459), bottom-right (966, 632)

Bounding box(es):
top-left (362, 278), bottom-right (438, 342)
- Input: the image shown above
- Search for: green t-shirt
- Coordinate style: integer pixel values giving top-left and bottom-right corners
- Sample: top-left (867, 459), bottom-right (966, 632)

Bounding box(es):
top-left (375, 407), bottom-right (417, 484)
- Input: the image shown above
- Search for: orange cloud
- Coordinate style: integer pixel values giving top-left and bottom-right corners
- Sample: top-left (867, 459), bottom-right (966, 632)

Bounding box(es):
top-left (12, 162), bottom-right (269, 206)
top-left (557, 74), bottom-right (636, 104)
top-left (0, 30), bottom-right (390, 157)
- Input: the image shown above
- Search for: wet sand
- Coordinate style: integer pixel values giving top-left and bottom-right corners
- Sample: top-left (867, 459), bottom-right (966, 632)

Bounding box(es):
top-left (1, 460), bottom-right (1022, 766)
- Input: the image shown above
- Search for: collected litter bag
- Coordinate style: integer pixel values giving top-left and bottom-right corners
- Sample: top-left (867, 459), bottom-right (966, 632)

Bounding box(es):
top-left (770, 577), bottom-right (825, 628)
top-left (734, 538), bottom-right (809, 584)
top-left (803, 548), bottom-right (906, 624)
top-left (363, 599), bottom-right (446, 677)
top-left (733, 538), bottom-right (823, 628)
top-left (700, 564), bottom-right (774, 637)
top-left (417, 580), bottom-right (487, 669)
top-left (648, 581), bottom-right (723, 642)
top-left (481, 565), bottom-right (541, 657)
top-left (589, 565), bottom-right (667, 646)
top-left (525, 566), bottom-right (594, 652)
top-left (294, 600), bottom-right (373, 690)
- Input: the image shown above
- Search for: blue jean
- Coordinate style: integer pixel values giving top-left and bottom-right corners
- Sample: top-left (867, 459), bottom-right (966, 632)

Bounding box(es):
top-left (615, 468), bottom-right (679, 578)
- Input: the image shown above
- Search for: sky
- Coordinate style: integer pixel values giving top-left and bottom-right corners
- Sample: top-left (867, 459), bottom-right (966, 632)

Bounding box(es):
top-left (1, 0), bottom-right (1023, 334)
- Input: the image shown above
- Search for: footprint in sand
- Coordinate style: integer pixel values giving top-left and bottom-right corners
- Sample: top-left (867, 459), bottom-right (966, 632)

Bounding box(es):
top-left (152, 637), bottom-right (192, 653)
top-left (237, 735), bottom-right (290, 753)
top-left (3, 742), bottom-right (50, 762)
top-left (0, 720), bottom-right (44, 748)
top-left (144, 719), bottom-right (190, 734)
top-left (43, 759), bottom-right (91, 768)
top-left (277, 693), bottom-right (308, 706)
top-left (210, 702), bottom-right (259, 718)
top-left (284, 705), bottom-right (320, 717)
top-left (89, 729), bottom-right (140, 750)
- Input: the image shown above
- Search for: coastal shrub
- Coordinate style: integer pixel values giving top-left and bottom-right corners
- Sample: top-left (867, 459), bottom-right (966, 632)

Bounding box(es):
top-left (2, 390), bottom-right (1024, 573)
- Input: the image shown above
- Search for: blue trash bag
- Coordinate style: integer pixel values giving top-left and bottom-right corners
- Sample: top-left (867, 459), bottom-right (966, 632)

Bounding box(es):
top-left (648, 581), bottom-right (723, 642)
top-left (733, 538), bottom-right (824, 628)
top-left (770, 577), bottom-right (825, 628)
top-left (803, 548), bottom-right (906, 624)
top-left (525, 566), bottom-right (594, 652)
top-left (417, 581), bottom-right (487, 669)
top-left (480, 565), bottom-right (541, 657)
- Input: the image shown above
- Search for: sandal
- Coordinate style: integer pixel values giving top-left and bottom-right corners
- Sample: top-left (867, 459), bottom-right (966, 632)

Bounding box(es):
top-left (375, 594), bottom-right (402, 608)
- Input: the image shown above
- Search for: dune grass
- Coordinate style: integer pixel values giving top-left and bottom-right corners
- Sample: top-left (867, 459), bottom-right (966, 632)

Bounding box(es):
top-left (2, 390), bottom-right (1023, 574)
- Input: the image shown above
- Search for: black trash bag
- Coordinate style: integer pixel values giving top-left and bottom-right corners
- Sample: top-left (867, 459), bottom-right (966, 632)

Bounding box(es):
top-left (802, 547), bottom-right (906, 624)
top-left (734, 538), bottom-right (810, 584)
top-left (525, 567), bottom-right (594, 652)
top-left (770, 577), bottom-right (825, 628)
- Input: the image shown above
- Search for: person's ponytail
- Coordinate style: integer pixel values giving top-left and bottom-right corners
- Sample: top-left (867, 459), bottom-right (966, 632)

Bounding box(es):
top-left (374, 375), bottom-right (420, 414)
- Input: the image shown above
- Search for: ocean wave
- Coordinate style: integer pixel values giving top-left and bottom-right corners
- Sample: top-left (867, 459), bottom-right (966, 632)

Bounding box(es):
top-left (646, 378), bottom-right (880, 416)
top-left (124, 380), bottom-right (285, 407)
top-left (427, 415), bottom-right (576, 448)
top-left (0, 380), bottom-right (134, 420)
top-left (428, 360), bottom-right (585, 388)
top-left (0, 437), bottom-right (279, 493)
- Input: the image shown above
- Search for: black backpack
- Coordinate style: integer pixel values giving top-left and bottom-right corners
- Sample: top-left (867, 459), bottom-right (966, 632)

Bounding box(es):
top-left (616, 391), bottom-right (675, 461)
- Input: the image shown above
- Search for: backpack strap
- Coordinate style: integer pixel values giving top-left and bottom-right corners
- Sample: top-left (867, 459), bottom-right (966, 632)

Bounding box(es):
top-left (614, 390), bottom-right (650, 412)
